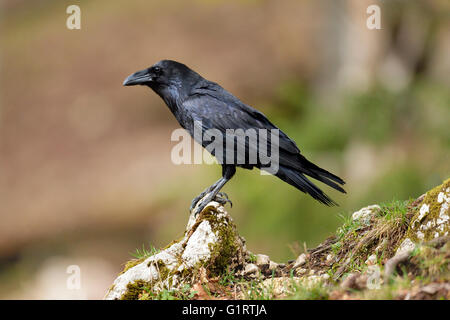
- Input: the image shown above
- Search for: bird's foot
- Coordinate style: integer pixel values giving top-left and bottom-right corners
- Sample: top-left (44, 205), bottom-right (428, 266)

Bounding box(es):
top-left (190, 191), bottom-right (207, 212)
top-left (190, 192), bottom-right (233, 216)
top-left (214, 192), bottom-right (233, 208)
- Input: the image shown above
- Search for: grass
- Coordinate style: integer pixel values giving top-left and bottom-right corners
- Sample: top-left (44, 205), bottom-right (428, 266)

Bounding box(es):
top-left (141, 284), bottom-right (196, 300)
top-left (287, 281), bottom-right (329, 300)
top-left (129, 244), bottom-right (160, 259)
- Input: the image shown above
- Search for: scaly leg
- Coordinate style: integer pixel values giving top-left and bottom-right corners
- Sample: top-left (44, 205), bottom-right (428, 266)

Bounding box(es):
top-left (190, 165), bottom-right (236, 215)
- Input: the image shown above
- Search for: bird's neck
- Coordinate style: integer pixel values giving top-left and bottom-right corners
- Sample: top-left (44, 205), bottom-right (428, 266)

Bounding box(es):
top-left (151, 84), bottom-right (185, 121)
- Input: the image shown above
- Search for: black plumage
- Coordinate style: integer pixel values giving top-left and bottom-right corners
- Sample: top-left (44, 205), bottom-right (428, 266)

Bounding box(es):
top-left (123, 60), bottom-right (345, 213)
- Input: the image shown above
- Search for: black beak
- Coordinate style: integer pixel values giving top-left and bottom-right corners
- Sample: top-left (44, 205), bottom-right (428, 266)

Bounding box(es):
top-left (123, 69), bottom-right (152, 86)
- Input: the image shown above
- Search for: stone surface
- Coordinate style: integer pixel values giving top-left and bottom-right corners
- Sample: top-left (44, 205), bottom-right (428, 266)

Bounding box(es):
top-left (243, 263), bottom-right (259, 276)
top-left (293, 253), bottom-right (307, 269)
top-left (405, 179), bottom-right (450, 242)
top-left (268, 261), bottom-right (279, 271)
top-left (352, 205), bottom-right (381, 224)
top-left (365, 254), bottom-right (377, 266)
top-left (255, 254), bottom-right (270, 267)
top-left (105, 201), bottom-right (247, 300)
top-left (396, 238), bottom-right (415, 255)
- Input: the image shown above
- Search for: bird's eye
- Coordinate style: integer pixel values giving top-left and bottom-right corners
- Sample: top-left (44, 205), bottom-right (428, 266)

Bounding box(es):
top-left (153, 66), bottom-right (162, 74)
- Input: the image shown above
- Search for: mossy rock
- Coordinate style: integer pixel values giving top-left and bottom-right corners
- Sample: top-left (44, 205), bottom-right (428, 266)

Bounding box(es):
top-left (105, 179), bottom-right (450, 300)
top-left (104, 201), bottom-right (248, 300)
top-left (404, 178), bottom-right (450, 243)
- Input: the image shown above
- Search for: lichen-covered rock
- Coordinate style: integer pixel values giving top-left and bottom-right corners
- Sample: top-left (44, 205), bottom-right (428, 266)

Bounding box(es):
top-left (105, 201), bottom-right (247, 300)
top-left (404, 178), bottom-right (450, 242)
top-left (351, 205), bottom-right (381, 224)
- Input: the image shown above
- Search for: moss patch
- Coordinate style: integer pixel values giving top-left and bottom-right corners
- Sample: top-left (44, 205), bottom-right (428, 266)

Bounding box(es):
top-left (121, 280), bottom-right (150, 300)
top-left (405, 179), bottom-right (450, 242)
top-left (203, 210), bottom-right (240, 275)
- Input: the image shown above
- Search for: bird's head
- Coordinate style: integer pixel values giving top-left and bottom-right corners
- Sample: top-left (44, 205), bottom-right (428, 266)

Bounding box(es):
top-left (123, 60), bottom-right (200, 94)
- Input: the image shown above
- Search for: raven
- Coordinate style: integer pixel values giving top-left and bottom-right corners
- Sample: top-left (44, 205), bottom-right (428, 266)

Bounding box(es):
top-left (124, 60), bottom-right (345, 214)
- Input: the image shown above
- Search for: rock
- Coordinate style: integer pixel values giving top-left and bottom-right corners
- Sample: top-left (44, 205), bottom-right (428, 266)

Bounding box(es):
top-left (410, 282), bottom-right (450, 299)
top-left (243, 263), bottom-right (259, 277)
top-left (268, 261), bottom-right (279, 271)
top-left (295, 267), bottom-right (307, 275)
top-left (396, 238), bottom-right (415, 255)
top-left (255, 254), bottom-right (270, 267)
top-left (293, 253), bottom-right (307, 269)
top-left (405, 179), bottom-right (450, 242)
top-left (105, 201), bottom-right (247, 300)
top-left (421, 283), bottom-right (442, 295)
top-left (352, 205), bottom-right (381, 224)
top-left (385, 245), bottom-right (413, 280)
top-left (260, 277), bottom-right (301, 297)
top-left (321, 274), bottom-right (330, 280)
top-left (365, 254), bottom-right (377, 266)
top-left (340, 273), bottom-right (367, 290)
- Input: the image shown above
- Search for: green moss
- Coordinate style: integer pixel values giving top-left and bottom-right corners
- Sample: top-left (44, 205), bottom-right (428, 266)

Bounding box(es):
top-left (121, 260), bottom-right (176, 300)
top-left (201, 210), bottom-right (239, 276)
top-left (121, 280), bottom-right (149, 300)
top-left (154, 260), bottom-right (170, 282)
top-left (405, 179), bottom-right (450, 242)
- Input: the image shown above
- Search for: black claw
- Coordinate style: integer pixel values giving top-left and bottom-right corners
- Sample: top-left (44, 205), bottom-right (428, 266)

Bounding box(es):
top-left (190, 190), bottom-right (233, 215)
top-left (213, 193), bottom-right (233, 208)
top-left (216, 192), bottom-right (229, 200)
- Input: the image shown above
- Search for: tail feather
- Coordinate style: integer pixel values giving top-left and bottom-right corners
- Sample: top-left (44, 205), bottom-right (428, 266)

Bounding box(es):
top-left (301, 167), bottom-right (346, 194)
top-left (275, 166), bottom-right (339, 206)
top-left (297, 154), bottom-right (345, 186)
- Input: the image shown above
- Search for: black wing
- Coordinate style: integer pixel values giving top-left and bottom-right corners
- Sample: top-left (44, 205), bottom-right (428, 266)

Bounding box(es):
top-left (184, 84), bottom-right (300, 155)
top-left (182, 83), bottom-right (346, 205)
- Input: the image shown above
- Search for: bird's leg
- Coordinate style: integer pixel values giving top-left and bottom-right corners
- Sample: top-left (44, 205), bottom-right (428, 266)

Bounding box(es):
top-left (192, 177), bottom-right (229, 215)
top-left (191, 165), bottom-right (236, 215)
top-left (189, 181), bottom-right (220, 212)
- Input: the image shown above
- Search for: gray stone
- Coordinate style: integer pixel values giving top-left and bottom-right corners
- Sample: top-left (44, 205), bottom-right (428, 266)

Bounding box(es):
top-left (293, 253), bottom-right (307, 269)
top-left (255, 254), bottom-right (270, 267)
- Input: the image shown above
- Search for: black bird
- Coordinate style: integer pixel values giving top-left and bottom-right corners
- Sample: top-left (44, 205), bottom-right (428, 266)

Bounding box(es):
top-left (123, 60), bottom-right (345, 214)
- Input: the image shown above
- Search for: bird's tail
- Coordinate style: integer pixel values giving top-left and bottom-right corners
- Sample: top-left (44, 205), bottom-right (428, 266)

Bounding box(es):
top-left (297, 154), bottom-right (346, 192)
top-left (275, 162), bottom-right (346, 206)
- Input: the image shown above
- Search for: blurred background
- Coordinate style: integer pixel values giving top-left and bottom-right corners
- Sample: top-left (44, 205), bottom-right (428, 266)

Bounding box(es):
top-left (0, 0), bottom-right (449, 299)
